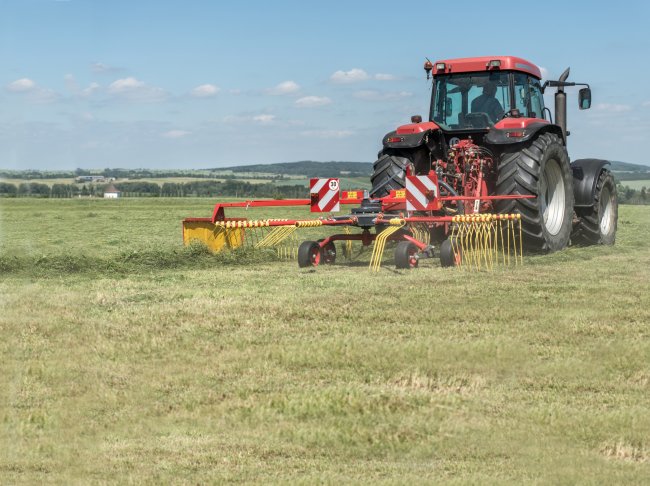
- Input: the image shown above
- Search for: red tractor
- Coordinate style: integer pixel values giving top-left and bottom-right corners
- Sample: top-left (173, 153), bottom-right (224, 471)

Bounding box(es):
top-left (183, 56), bottom-right (618, 270)
top-left (369, 55), bottom-right (617, 251)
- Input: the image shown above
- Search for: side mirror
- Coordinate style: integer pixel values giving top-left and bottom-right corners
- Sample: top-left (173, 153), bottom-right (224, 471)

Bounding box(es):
top-left (578, 87), bottom-right (591, 110)
top-left (445, 97), bottom-right (453, 117)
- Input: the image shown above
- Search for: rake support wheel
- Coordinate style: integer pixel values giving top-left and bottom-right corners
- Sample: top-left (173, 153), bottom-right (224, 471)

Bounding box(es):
top-left (395, 241), bottom-right (419, 269)
top-left (298, 241), bottom-right (321, 268)
top-left (440, 238), bottom-right (462, 267)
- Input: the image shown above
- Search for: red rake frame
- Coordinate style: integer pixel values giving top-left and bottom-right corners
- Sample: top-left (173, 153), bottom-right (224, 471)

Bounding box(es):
top-left (182, 177), bottom-right (534, 270)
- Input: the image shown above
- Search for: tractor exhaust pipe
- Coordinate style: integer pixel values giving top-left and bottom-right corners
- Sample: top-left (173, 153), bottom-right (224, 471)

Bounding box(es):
top-left (555, 67), bottom-right (570, 141)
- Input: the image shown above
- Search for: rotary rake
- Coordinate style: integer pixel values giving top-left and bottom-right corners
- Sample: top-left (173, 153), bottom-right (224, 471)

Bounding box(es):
top-left (182, 169), bottom-right (529, 271)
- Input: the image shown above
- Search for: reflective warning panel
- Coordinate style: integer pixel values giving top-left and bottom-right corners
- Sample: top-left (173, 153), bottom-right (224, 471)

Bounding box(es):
top-left (310, 178), bottom-right (340, 212)
top-left (406, 172), bottom-right (440, 211)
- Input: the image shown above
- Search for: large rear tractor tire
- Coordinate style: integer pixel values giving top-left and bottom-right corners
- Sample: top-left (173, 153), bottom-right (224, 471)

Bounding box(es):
top-left (572, 170), bottom-right (618, 245)
top-left (370, 154), bottom-right (411, 198)
top-left (496, 133), bottom-right (574, 252)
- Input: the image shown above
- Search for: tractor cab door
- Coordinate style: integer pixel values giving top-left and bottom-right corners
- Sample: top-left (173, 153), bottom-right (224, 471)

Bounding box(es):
top-left (512, 73), bottom-right (546, 120)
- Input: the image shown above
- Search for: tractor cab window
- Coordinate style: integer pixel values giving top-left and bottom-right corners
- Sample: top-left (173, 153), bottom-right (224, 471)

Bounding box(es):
top-left (431, 72), bottom-right (510, 129)
top-left (513, 73), bottom-right (545, 119)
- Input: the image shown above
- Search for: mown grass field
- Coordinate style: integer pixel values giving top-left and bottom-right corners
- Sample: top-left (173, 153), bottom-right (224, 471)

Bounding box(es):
top-left (1, 198), bottom-right (649, 483)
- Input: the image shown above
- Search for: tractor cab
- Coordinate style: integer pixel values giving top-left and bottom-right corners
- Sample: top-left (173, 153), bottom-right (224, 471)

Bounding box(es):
top-left (427, 57), bottom-right (548, 139)
top-left (430, 69), bottom-right (546, 130)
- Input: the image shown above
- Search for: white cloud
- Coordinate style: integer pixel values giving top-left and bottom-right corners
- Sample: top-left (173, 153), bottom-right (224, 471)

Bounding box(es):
top-left (82, 82), bottom-right (101, 97)
top-left (643, 101), bottom-right (650, 107)
top-left (594, 103), bottom-right (632, 113)
top-left (31, 88), bottom-right (59, 103)
top-left (330, 68), bottom-right (369, 84)
top-left (229, 89), bottom-right (242, 95)
top-left (539, 66), bottom-right (549, 79)
top-left (162, 130), bottom-right (191, 139)
top-left (252, 114), bottom-right (276, 124)
top-left (353, 90), bottom-right (413, 101)
top-left (6, 78), bottom-right (37, 92)
top-left (374, 73), bottom-right (398, 81)
top-left (91, 62), bottom-right (124, 74)
top-left (64, 74), bottom-right (79, 93)
top-left (5, 78), bottom-right (59, 103)
top-left (190, 84), bottom-right (220, 97)
top-left (108, 77), bottom-right (145, 92)
top-left (223, 114), bottom-right (277, 125)
top-left (300, 130), bottom-right (354, 139)
top-left (107, 77), bottom-right (167, 102)
top-left (265, 80), bottom-right (300, 95)
top-left (295, 96), bottom-right (332, 108)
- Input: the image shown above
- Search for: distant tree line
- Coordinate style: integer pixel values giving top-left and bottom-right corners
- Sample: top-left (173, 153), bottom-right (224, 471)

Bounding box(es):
top-left (1, 177), bottom-right (648, 205)
top-left (0, 180), bottom-right (309, 199)
top-left (617, 183), bottom-right (649, 205)
top-left (0, 162), bottom-right (375, 181)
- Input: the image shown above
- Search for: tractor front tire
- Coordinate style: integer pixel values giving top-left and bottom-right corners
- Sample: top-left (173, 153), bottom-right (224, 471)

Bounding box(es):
top-left (572, 170), bottom-right (618, 245)
top-left (496, 133), bottom-right (574, 252)
top-left (298, 241), bottom-right (321, 268)
top-left (370, 154), bottom-right (411, 198)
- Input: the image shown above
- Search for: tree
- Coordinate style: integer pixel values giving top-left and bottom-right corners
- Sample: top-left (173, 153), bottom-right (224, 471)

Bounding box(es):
top-left (0, 182), bottom-right (17, 196)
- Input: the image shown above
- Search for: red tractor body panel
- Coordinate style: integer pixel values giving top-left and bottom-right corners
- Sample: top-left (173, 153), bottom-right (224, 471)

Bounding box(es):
top-left (432, 56), bottom-right (542, 79)
top-left (396, 121), bottom-right (440, 135)
top-left (493, 118), bottom-right (550, 130)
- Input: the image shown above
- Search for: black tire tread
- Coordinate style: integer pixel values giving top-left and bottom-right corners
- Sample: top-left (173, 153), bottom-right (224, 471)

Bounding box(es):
top-left (370, 154), bottom-right (411, 198)
top-left (495, 132), bottom-right (574, 252)
top-left (572, 170), bottom-right (617, 245)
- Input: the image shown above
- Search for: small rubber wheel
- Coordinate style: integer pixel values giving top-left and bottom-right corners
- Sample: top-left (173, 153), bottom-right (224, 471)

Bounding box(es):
top-left (395, 241), bottom-right (419, 269)
top-left (320, 241), bottom-right (336, 264)
top-left (298, 241), bottom-right (321, 268)
top-left (440, 239), bottom-right (462, 267)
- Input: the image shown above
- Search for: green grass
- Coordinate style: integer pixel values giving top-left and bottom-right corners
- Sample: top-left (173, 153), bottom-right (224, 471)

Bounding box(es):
top-left (1, 198), bottom-right (649, 483)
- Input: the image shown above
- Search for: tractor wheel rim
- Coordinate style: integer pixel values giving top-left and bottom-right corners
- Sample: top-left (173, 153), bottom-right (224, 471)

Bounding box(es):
top-left (600, 185), bottom-right (613, 234)
top-left (540, 158), bottom-right (565, 236)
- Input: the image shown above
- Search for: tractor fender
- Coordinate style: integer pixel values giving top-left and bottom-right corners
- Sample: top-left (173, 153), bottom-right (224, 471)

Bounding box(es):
top-left (381, 129), bottom-right (436, 150)
top-left (485, 122), bottom-right (565, 146)
top-left (570, 158), bottom-right (611, 207)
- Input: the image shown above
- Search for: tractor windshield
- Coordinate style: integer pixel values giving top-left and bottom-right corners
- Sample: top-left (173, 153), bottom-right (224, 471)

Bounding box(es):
top-left (430, 72), bottom-right (511, 130)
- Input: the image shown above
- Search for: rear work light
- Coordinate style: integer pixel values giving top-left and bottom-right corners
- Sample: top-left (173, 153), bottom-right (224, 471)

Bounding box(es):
top-left (435, 62), bottom-right (446, 71)
top-left (487, 59), bottom-right (501, 69)
top-left (506, 131), bottom-right (525, 138)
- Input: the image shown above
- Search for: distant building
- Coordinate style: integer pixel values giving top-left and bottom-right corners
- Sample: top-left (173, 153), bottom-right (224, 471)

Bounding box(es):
top-left (103, 184), bottom-right (121, 199)
top-left (76, 175), bottom-right (106, 183)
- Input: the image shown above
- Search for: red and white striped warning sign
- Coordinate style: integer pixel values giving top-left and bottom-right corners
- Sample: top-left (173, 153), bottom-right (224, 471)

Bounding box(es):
top-left (406, 173), bottom-right (439, 211)
top-left (310, 178), bottom-right (340, 212)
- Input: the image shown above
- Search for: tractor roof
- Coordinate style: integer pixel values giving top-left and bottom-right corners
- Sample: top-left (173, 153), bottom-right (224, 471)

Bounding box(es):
top-left (432, 56), bottom-right (542, 79)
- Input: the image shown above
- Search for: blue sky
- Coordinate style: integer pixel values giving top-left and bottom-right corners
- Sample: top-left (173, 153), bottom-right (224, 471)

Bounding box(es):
top-left (1, 0), bottom-right (649, 170)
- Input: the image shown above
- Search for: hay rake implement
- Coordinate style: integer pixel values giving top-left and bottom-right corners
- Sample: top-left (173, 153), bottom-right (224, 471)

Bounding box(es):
top-left (183, 172), bottom-right (530, 271)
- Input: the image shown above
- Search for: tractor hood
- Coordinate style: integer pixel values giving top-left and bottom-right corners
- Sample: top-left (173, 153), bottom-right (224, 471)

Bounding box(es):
top-left (383, 121), bottom-right (440, 149)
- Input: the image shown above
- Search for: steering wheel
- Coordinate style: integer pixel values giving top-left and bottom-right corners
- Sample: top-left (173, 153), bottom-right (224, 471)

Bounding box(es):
top-left (501, 108), bottom-right (520, 120)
